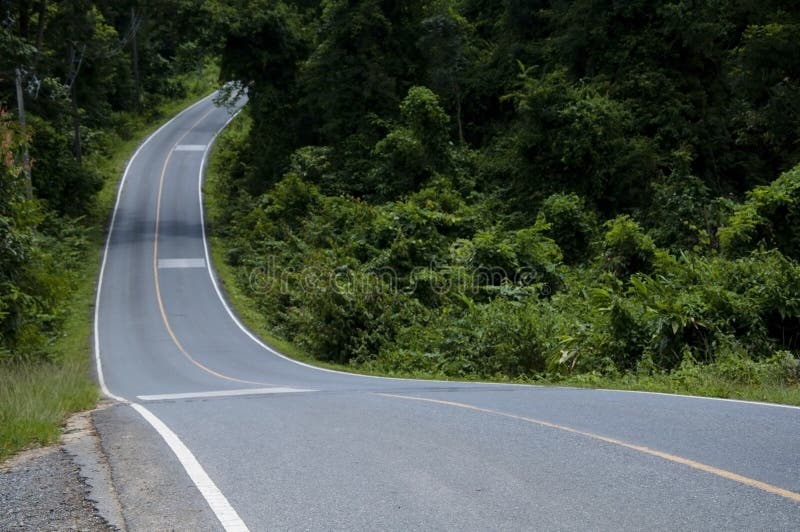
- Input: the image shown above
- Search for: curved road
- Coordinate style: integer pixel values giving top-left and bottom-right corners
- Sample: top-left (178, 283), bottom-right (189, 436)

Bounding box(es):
top-left (95, 94), bottom-right (800, 531)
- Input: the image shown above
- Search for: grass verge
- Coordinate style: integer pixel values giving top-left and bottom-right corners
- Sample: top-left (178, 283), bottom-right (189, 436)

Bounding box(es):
top-left (0, 68), bottom-right (220, 461)
top-left (554, 369), bottom-right (800, 406)
top-left (204, 116), bottom-right (800, 408)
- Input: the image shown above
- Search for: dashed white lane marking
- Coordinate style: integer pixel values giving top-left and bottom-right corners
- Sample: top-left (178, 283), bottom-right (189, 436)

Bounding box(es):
top-left (174, 144), bottom-right (208, 151)
top-left (138, 387), bottom-right (315, 401)
top-left (130, 403), bottom-right (250, 531)
top-left (158, 258), bottom-right (207, 269)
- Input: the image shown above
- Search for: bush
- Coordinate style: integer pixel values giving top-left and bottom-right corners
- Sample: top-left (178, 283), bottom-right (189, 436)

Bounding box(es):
top-left (719, 163), bottom-right (800, 259)
top-left (262, 172), bottom-right (321, 235)
top-left (601, 215), bottom-right (656, 277)
top-left (645, 162), bottom-right (711, 252)
top-left (287, 264), bottom-right (421, 364)
top-left (538, 193), bottom-right (597, 264)
top-left (399, 297), bottom-right (549, 378)
top-left (371, 86), bottom-right (453, 198)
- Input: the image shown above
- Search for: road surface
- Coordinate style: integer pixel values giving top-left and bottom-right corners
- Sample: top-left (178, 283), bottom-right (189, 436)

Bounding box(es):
top-left (94, 93), bottom-right (800, 531)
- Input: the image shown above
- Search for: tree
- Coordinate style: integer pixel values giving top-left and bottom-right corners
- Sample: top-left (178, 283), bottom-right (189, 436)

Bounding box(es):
top-left (216, 0), bottom-right (308, 192)
top-left (371, 86), bottom-right (452, 197)
top-left (417, 7), bottom-right (473, 143)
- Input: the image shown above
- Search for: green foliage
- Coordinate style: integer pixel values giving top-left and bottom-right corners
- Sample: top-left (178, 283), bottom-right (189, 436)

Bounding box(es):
top-left (730, 23), bottom-right (800, 171)
top-left (400, 86), bottom-right (450, 147)
top-left (601, 216), bottom-right (656, 278)
top-left (645, 157), bottom-right (712, 252)
top-left (29, 116), bottom-right (102, 216)
top-left (371, 86), bottom-right (452, 198)
top-left (719, 163), bottom-right (800, 259)
top-left (417, 297), bottom-right (549, 378)
top-left (417, 8), bottom-right (473, 141)
top-left (288, 265), bottom-right (420, 365)
top-left (505, 69), bottom-right (655, 210)
top-left (538, 193), bottom-right (597, 264)
top-left (262, 172), bottom-right (321, 236)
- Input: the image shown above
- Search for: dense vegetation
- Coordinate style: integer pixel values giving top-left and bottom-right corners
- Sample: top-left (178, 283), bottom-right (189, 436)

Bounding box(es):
top-left (2, 0), bottom-right (799, 445)
top-left (207, 0), bottom-right (800, 395)
top-left (0, 0), bottom-right (216, 457)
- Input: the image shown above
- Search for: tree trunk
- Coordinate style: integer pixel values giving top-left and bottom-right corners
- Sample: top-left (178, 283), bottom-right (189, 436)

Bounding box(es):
top-left (131, 7), bottom-right (142, 112)
top-left (455, 84), bottom-right (464, 145)
top-left (71, 84), bottom-right (82, 165)
top-left (68, 46), bottom-right (82, 165)
top-left (33, 0), bottom-right (47, 69)
top-left (15, 69), bottom-right (33, 199)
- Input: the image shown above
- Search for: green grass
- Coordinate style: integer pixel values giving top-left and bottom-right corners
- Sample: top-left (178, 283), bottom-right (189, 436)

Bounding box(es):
top-left (0, 365), bottom-right (97, 459)
top-left (0, 68), bottom-right (220, 461)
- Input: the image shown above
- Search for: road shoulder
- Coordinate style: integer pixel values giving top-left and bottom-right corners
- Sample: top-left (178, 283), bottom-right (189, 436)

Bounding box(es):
top-left (0, 406), bottom-right (117, 531)
top-left (93, 402), bottom-right (222, 531)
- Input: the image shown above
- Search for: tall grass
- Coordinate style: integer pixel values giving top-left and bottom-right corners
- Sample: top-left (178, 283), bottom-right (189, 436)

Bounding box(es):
top-left (0, 363), bottom-right (97, 458)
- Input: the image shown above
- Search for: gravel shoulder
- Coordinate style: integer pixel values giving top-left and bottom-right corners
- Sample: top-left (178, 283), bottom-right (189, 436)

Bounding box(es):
top-left (1, 400), bottom-right (222, 532)
top-left (0, 445), bottom-right (112, 531)
top-left (0, 404), bottom-right (122, 532)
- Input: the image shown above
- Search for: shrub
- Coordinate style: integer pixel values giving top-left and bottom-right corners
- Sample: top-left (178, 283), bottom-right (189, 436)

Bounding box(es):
top-left (262, 172), bottom-right (321, 235)
top-left (719, 163), bottom-right (800, 259)
top-left (371, 86), bottom-right (452, 198)
top-left (420, 297), bottom-right (549, 378)
top-left (601, 215), bottom-right (656, 277)
top-left (646, 164), bottom-right (711, 252)
top-left (287, 264), bottom-right (421, 364)
top-left (538, 193), bottom-right (597, 264)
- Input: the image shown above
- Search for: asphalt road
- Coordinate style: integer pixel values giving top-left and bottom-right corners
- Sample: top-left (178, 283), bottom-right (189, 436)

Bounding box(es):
top-left (95, 94), bottom-right (800, 531)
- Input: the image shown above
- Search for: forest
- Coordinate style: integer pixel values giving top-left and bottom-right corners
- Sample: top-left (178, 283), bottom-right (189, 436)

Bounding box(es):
top-left (1, 0), bottom-right (799, 414)
top-left (206, 0), bottom-right (800, 394)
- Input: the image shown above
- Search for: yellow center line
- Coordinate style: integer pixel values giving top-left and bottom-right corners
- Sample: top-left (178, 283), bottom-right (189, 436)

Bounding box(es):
top-left (152, 107), bottom-right (273, 388)
top-left (377, 393), bottom-right (800, 504)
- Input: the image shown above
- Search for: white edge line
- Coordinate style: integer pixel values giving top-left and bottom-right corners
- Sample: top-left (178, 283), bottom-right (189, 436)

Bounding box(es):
top-left (591, 387), bottom-right (800, 410)
top-left (138, 387), bottom-right (314, 401)
top-left (198, 116), bottom-right (485, 387)
top-left (196, 107), bottom-right (800, 412)
top-left (93, 93), bottom-right (253, 531)
top-left (130, 403), bottom-right (249, 531)
top-left (197, 112), bottom-right (800, 412)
